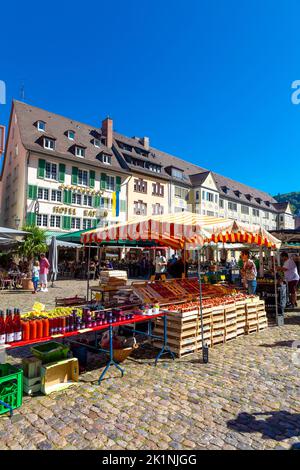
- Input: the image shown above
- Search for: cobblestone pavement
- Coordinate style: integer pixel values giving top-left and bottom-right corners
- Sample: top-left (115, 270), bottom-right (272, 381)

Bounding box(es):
top-left (0, 281), bottom-right (300, 450)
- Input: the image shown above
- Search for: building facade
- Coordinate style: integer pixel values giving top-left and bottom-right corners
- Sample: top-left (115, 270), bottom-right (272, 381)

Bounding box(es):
top-left (0, 100), bottom-right (295, 233)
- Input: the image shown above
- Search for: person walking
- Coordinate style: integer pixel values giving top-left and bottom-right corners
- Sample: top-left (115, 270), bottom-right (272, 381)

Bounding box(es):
top-left (31, 260), bottom-right (40, 294)
top-left (240, 250), bottom-right (257, 295)
top-left (278, 252), bottom-right (299, 308)
top-left (155, 250), bottom-right (167, 280)
top-left (39, 253), bottom-right (50, 292)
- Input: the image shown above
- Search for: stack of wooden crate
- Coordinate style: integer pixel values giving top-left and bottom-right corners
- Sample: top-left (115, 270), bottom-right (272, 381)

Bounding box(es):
top-left (153, 296), bottom-right (268, 357)
top-left (100, 270), bottom-right (128, 287)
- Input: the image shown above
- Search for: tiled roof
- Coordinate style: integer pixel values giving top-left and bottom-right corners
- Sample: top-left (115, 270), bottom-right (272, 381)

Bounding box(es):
top-left (13, 100), bottom-right (126, 174)
top-left (13, 100), bottom-right (290, 213)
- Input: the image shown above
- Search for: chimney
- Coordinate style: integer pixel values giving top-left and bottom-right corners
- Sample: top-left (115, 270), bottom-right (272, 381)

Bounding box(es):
top-left (101, 117), bottom-right (113, 148)
top-left (141, 136), bottom-right (149, 150)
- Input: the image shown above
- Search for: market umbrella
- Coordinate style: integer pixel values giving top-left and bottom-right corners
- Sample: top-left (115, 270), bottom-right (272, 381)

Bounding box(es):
top-left (48, 236), bottom-right (58, 287)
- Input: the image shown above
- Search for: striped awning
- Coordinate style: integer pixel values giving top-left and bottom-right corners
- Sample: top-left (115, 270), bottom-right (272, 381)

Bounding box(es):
top-left (81, 213), bottom-right (281, 249)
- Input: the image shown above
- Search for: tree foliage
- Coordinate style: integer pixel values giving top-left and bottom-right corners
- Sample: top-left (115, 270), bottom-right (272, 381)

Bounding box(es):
top-left (274, 192), bottom-right (300, 214)
top-left (18, 225), bottom-right (47, 264)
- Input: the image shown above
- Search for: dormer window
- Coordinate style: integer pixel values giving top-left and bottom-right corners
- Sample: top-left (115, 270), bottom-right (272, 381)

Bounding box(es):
top-left (93, 138), bottom-right (101, 148)
top-left (245, 194), bottom-right (252, 201)
top-left (44, 137), bottom-right (55, 150)
top-left (234, 190), bottom-right (241, 198)
top-left (102, 154), bottom-right (111, 165)
top-left (75, 146), bottom-right (85, 158)
top-left (265, 201), bottom-right (270, 207)
top-left (37, 121), bottom-right (46, 132)
top-left (255, 197), bottom-right (262, 204)
top-left (67, 130), bottom-right (75, 140)
top-left (172, 168), bottom-right (184, 179)
top-left (221, 186), bottom-right (229, 194)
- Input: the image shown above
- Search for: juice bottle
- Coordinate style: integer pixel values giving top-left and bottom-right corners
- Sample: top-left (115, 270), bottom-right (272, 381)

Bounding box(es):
top-left (22, 319), bottom-right (30, 341)
top-left (36, 318), bottom-right (43, 339)
top-left (13, 309), bottom-right (22, 342)
top-left (42, 318), bottom-right (49, 337)
top-left (49, 317), bottom-right (55, 335)
top-left (5, 309), bottom-right (15, 343)
top-left (61, 316), bottom-right (66, 334)
top-left (0, 310), bottom-right (6, 345)
top-left (29, 319), bottom-right (37, 340)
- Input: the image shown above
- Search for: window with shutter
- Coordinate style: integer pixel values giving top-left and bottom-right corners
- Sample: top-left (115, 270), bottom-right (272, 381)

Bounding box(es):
top-left (100, 173), bottom-right (107, 190)
top-left (89, 170), bottom-right (95, 188)
top-left (28, 185), bottom-right (38, 200)
top-left (38, 159), bottom-right (45, 179)
top-left (26, 212), bottom-right (36, 225)
top-left (59, 164), bottom-right (66, 183)
top-left (72, 167), bottom-right (78, 184)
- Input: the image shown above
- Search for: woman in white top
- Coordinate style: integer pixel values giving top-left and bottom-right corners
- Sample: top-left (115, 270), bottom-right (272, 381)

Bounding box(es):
top-left (279, 252), bottom-right (299, 308)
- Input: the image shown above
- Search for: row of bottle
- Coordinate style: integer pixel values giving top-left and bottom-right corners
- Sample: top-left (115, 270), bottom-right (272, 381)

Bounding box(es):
top-left (0, 309), bottom-right (22, 345)
top-left (0, 308), bottom-right (137, 344)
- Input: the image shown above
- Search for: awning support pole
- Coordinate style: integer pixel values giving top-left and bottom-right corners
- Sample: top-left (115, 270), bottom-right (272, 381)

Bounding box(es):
top-left (273, 250), bottom-right (279, 324)
top-left (197, 247), bottom-right (208, 363)
top-left (87, 244), bottom-right (91, 301)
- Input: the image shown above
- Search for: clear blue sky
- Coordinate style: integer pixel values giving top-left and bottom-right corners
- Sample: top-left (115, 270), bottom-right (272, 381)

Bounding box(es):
top-left (1, 0), bottom-right (300, 195)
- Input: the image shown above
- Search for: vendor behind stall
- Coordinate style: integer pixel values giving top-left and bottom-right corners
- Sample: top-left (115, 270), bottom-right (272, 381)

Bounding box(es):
top-left (278, 252), bottom-right (299, 308)
top-left (240, 250), bottom-right (257, 295)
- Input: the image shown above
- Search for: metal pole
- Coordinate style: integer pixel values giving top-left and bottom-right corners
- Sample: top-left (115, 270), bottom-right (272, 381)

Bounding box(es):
top-left (87, 244), bottom-right (91, 301)
top-left (273, 251), bottom-right (279, 324)
top-left (198, 248), bottom-right (208, 363)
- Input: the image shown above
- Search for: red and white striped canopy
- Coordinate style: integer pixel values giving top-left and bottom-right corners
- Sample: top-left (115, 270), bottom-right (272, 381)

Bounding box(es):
top-left (82, 213), bottom-right (281, 249)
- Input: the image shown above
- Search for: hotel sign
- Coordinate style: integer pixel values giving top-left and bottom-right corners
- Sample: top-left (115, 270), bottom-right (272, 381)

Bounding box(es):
top-left (53, 206), bottom-right (76, 215)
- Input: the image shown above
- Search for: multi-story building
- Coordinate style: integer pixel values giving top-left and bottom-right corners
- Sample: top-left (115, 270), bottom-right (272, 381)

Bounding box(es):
top-left (0, 100), bottom-right (294, 233)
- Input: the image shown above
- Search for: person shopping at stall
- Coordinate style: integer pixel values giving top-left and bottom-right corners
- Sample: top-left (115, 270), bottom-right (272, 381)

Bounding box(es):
top-left (39, 253), bottom-right (50, 292)
top-left (278, 252), bottom-right (299, 308)
top-left (155, 250), bottom-right (167, 280)
top-left (240, 250), bottom-right (257, 295)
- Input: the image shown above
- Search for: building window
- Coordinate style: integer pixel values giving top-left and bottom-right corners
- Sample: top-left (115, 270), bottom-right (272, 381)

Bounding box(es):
top-left (38, 188), bottom-right (49, 201)
top-left (51, 189), bottom-right (62, 202)
top-left (44, 138), bottom-right (55, 150)
top-left (172, 168), bottom-right (184, 179)
top-left (175, 186), bottom-right (189, 200)
top-left (37, 121), bottom-right (46, 132)
top-left (83, 219), bottom-right (93, 230)
top-left (83, 195), bottom-right (93, 207)
top-left (15, 145), bottom-right (18, 157)
top-left (102, 154), bottom-right (111, 165)
top-left (101, 197), bottom-right (112, 210)
top-left (71, 218), bottom-right (81, 229)
top-left (152, 182), bottom-right (164, 197)
top-left (152, 203), bottom-right (164, 215)
top-left (206, 192), bottom-right (214, 202)
top-left (228, 202), bottom-right (237, 211)
top-left (134, 201), bottom-right (147, 215)
top-left (219, 199), bottom-right (224, 208)
top-left (45, 162), bottom-right (57, 180)
top-left (93, 139), bottom-right (101, 148)
top-left (207, 211), bottom-right (214, 216)
top-left (106, 175), bottom-right (115, 191)
top-left (241, 205), bottom-right (249, 215)
top-left (75, 146), bottom-right (85, 158)
top-left (78, 169), bottom-right (88, 186)
top-left (264, 212), bottom-right (269, 219)
top-left (134, 179), bottom-right (147, 193)
top-left (253, 208), bottom-right (259, 217)
top-left (72, 193), bottom-right (82, 205)
top-left (50, 215), bottom-right (61, 228)
top-left (67, 130), bottom-right (75, 140)
top-left (37, 214), bottom-right (48, 227)
top-left (195, 191), bottom-right (200, 201)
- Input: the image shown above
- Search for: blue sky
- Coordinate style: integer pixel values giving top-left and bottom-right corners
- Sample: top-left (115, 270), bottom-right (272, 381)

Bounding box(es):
top-left (1, 0), bottom-right (300, 195)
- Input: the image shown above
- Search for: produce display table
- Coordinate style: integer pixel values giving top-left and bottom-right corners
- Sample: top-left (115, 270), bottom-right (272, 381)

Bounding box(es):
top-left (6, 311), bottom-right (174, 384)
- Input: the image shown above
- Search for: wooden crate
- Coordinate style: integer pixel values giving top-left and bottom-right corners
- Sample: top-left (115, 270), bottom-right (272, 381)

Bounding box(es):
top-left (22, 357), bottom-right (42, 379)
top-left (40, 358), bottom-right (79, 395)
top-left (23, 376), bottom-right (41, 395)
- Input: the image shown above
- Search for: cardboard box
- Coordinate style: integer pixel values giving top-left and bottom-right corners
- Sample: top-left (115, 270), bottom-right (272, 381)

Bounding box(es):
top-left (40, 358), bottom-right (79, 395)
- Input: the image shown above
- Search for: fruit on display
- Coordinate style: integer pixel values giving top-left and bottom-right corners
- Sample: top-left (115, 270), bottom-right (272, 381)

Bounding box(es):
top-left (165, 293), bottom-right (255, 312)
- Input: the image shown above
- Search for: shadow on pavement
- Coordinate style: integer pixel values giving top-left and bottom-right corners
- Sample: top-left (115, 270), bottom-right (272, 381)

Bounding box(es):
top-left (227, 411), bottom-right (300, 441)
top-left (259, 340), bottom-right (295, 348)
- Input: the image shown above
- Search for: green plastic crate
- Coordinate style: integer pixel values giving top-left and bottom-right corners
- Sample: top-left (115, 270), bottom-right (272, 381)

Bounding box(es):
top-left (0, 364), bottom-right (23, 416)
top-left (31, 341), bottom-right (69, 364)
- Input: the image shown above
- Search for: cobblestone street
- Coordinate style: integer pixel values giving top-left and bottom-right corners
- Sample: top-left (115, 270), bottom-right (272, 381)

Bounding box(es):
top-left (0, 281), bottom-right (300, 450)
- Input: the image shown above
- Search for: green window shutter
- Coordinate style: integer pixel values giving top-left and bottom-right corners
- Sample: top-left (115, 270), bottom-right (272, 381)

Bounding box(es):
top-left (38, 159), bottom-right (45, 179)
top-left (93, 219), bottom-right (99, 228)
top-left (100, 173), bottom-right (107, 190)
top-left (94, 195), bottom-right (100, 208)
top-left (26, 212), bottom-right (36, 226)
top-left (28, 185), bottom-right (38, 199)
top-left (89, 170), bottom-right (95, 188)
top-left (120, 200), bottom-right (126, 212)
top-left (62, 216), bottom-right (71, 230)
top-left (68, 190), bottom-right (72, 205)
top-left (72, 166), bottom-right (78, 184)
top-left (59, 164), bottom-right (66, 183)
top-left (63, 189), bottom-right (69, 204)
top-left (116, 176), bottom-right (121, 192)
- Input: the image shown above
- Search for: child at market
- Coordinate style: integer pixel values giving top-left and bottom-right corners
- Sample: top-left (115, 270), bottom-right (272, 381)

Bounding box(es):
top-left (32, 260), bottom-right (40, 294)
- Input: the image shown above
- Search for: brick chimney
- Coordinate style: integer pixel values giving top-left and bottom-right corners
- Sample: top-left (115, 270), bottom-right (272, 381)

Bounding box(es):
top-left (141, 136), bottom-right (149, 150)
top-left (101, 117), bottom-right (113, 149)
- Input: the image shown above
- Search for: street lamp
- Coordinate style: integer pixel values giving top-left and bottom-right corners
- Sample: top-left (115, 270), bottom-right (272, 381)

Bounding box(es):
top-left (14, 216), bottom-right (21, 229)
